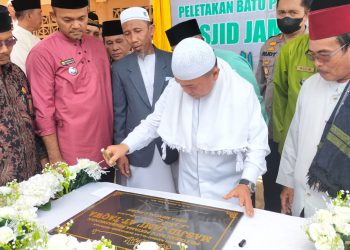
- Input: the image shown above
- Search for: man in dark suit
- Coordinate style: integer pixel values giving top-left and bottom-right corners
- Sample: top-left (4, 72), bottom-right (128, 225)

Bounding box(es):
top-left (112, 7), bottom-right (177, 192)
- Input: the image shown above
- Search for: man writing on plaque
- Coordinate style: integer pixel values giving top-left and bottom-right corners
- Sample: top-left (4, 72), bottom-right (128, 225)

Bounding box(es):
top-left (104, 38), bottom-right (269, 216)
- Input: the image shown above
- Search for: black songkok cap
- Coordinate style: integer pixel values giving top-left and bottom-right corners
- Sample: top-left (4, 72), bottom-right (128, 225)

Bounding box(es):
top-left (51, 0), bottom-right (88, 9)
top-left (88, 11), bottom-right (100, 27)
top-left (0, 5), bottom-right (12, 33)
top-left (165, 19), bottom-right (201, 47)
top-left (102, 20), bottom-right (123, 37)
top-left (12, 0), bottom-right (41, 12)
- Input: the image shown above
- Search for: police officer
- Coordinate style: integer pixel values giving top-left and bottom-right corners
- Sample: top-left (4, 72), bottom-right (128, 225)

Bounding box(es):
top-left (256, 0), bottom-right (311, 213)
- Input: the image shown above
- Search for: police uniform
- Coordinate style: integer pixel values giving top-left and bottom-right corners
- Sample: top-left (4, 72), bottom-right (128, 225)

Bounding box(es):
top-left (256, 33), bottom-right (285, 133)
top-left (256, 33), bottom-right (285, 213)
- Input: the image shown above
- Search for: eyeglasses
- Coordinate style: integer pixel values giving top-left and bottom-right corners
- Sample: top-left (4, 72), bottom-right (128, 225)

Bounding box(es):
top-left (305, 43), bottom-right (349, 62)
top-left (0, 36), bottom-right (17, 48)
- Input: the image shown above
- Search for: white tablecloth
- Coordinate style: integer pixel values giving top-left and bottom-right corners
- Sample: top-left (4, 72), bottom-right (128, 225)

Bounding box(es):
top-left (37, 182), bottom-right (315, 250)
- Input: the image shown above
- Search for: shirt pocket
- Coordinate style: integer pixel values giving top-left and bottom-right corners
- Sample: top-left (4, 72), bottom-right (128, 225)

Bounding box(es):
top-left (261, 57), bottom-right (275, 85)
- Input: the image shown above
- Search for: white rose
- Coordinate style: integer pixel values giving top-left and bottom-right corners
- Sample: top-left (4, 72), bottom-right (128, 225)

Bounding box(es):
top-left (333, 216), bottom-right (350, 235)
top-left (315, 234), bottom-right (344, 250)
top-left (76, 240), bottom-right (94, 250)
top-left (134, 242), bottom-right (161, 250)
top-left (0, 187), bottom-right (12, 195)
top-left (315, 241), bottom-right (332, 250)
top-left (47, 234), bottom-right (79, 250)
top-left (0, 226), bottom-right (15, 244)
top-left (75, 159), bottom-right (92, 169)
top-left (75, 159), bottom-right (104, 180)
top-left (68, 166), bottom-right (81, 180)
top-left (308, 223), bottom-right (337, 244)
top-left (333, 206), bottom-right (350, 222)
top-left (0, 207), bottom-right (17, 219)
top-left (315, 209), bottom-right (333, 223)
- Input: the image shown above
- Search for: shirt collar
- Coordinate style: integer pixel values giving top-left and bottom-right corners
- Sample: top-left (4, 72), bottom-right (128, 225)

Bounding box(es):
top-left (14, 25), bottom-right (34, 36)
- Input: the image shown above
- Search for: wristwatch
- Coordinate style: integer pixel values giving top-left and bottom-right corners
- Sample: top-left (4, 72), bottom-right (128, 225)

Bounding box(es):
top-left (239, 179), bottom-right (256, 193)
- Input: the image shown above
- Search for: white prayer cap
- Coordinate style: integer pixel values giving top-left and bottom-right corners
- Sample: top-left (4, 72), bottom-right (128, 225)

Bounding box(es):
top-left (172, 38), bottom-right (216, 81)
top-left (120, 7), bottom-right (150, 24)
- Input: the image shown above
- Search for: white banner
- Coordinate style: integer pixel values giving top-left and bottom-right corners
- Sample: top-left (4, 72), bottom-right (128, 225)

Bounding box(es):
top-left (171, 0), bottom-right (280, 70)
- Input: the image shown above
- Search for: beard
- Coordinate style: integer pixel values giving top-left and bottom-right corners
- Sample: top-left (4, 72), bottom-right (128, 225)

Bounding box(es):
top-left (135, 50), bottom-right (147, 59)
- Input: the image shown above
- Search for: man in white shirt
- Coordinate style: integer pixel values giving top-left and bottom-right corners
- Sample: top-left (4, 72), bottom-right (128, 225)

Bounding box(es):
top-left (10, 0), bottom-right (41, 74)
top-left (105, 38), bottom-right (269, 216)
top-left (276, 0), bottom-right (350, 217)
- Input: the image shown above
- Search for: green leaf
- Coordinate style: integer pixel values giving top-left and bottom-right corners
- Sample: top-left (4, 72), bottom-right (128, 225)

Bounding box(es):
top-left (69, 172), bottom-right (96, 192)
top-left (0, 219), bottom-right (8, 227)
top-left (39, 201), bottom-right (52, 211)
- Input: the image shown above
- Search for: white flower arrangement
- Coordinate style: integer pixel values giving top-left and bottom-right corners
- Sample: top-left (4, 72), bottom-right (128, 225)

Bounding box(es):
top-left (134, 241), bottom-right (164, 250)
top-left (0, 159), bottom-right (112, 250)
top-left (70, 159), bottom-right (105, 180)
top-left (0, 210), bottom-right (48, 249)
top-left (18, 172), bottom-right (64, 207)
top-left (46, 234), bottom-right (116, 250)
top-left (133, 241), bottom-right (188, 250)
top-left (306, 190), bottom-right (350, 250)
top-left (177, 242), bottom-right (189, 250)
top-left (45, 159), bottom-right (107, 195)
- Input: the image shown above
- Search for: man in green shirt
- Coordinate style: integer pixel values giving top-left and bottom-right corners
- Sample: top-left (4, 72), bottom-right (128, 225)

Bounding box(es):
top-left (166, 19), bottom-right (268, 123)
top-left (256, 0), bottom-right (311, 213)
top-left (273, 34), bottom-right (316, 154)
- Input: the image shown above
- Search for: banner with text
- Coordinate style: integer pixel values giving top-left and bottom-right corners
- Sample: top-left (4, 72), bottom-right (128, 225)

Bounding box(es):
top-left (171, 0), bottom-right (280, 71)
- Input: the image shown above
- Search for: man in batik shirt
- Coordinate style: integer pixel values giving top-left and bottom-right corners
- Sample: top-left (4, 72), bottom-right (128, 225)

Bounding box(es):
top-left (0, 5), bottom-right (46, 185)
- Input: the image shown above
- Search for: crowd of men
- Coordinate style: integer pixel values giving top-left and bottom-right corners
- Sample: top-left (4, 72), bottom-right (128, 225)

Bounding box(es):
top-left (1, 0), bottom-right (349, 218)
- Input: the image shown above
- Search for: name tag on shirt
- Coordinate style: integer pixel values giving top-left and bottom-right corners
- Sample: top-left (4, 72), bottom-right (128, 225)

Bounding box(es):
top-left (60, 58), bottom-right (75, 66)
top-left (296, 65), bottom-right (315, 73)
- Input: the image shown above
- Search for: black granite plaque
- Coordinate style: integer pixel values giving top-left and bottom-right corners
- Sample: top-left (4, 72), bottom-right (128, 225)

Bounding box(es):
top-left (51, 191), bottom-right (243, 250)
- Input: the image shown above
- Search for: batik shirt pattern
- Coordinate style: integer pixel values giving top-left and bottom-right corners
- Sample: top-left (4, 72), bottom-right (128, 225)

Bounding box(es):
top-left (0, 63), bottom-right (44, 185)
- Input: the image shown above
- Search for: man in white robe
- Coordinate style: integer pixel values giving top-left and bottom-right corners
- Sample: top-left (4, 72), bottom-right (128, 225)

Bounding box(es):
top-left (104, 38), bottom-right (269, 216)
top-left (276, 0), bottom-right (350, 217)
top-left (10, 0), bottom-right (42, 74)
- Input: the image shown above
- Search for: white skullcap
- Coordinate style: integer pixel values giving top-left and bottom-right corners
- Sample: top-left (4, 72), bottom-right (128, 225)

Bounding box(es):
top-left (172, 38), bottom-right (216, 81)
top-left (120, 7), bottom-right (150, 24)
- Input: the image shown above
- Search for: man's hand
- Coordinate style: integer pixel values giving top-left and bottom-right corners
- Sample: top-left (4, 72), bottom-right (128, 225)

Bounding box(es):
top-left (42, 134), bottom-right (64, 165)
top-left (280, 187), bottom-right (294, 214)
top-left (40, 158), bottom-right (49, 167)
top-left (117, 156), bottom-right (131, 177)
top-left (224, 184), bottom-right (254, 217)
top-left (103, 144), bottom-right (129, 168)
top-left (49, 155), bottom-right (65, 165)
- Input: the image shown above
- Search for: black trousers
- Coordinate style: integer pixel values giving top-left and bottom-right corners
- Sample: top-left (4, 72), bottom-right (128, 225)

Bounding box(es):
top-left (262, 139), bottom-right (283, 212)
